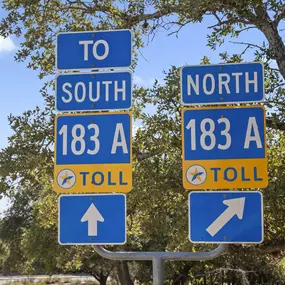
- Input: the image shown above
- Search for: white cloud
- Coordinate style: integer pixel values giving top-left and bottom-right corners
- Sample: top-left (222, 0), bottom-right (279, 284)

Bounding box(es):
top-left (133, 75), bottom-right (147, 86)
top-left (133, 75), bottom-right (163, 88)
top-left (0, 36), bottom-right (17, 53)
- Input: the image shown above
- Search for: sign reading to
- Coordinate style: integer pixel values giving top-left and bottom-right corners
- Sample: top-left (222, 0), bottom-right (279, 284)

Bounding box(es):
top-left (56, 30), bottom-right (132, 70)
top-left (56, 71), bottom-right (132, 111)
top-left (54, 112), bottom-right (132, 193)
top-left (182, 106), bottom-right (268, 189)
top-left (181, 63), bottom-right (264, 105)
top-left (59, 194), bottom-right (126, 245)
top-left (189, 191), bottom-right (263, 243)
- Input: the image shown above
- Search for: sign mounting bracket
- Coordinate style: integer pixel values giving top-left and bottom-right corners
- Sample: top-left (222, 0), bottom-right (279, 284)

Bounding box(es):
top-left (94, 244), bottom-right (228, 285)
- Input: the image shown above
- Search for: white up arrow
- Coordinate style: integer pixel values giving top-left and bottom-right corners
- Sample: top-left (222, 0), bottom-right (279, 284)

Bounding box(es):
top-left (206, 197), bottom-right (246, 237)
top-left (81, 203), bottom-right (104, 236)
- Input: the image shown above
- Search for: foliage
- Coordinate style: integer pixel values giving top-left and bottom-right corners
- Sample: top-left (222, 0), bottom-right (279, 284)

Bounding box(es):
top-left (0, 0), bottom-right (285, 284)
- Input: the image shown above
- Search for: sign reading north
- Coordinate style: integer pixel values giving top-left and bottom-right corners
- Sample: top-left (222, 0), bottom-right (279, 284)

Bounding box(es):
top-left (59, 194), bottom-right (126, 245)
top-left (56, 30), bottom-right (132, 70)
top-left (189, 191), bottom-right (263, 243)
top-left (181, 62), bottom-right (264, 105)
top-left (182, 106), bottom-right (268, 189)
top-left (56, 71), bottom-right (132, 111)
top-left (54, 112), bottom-right (132, 193)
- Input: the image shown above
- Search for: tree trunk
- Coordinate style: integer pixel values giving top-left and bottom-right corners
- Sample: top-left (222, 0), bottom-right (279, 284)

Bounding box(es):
top-left (91, 271), bottom-right (108, 285)
top-left (99, 276), bottom-right (107, 285)
top-left (253, 5), bottom-right (285, 80)
top-left (262, 22), bottom-right (285, 80)
top-left (172, 265), bottom-right (191, 285)
top-left (117, 261), bottom-right (133, 285)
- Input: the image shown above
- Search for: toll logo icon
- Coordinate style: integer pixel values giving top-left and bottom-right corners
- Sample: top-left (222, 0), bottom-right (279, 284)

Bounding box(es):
top-left (57, 169), bottom-right (76, 189)
top-left (186, 165), bottom-right (207, 186)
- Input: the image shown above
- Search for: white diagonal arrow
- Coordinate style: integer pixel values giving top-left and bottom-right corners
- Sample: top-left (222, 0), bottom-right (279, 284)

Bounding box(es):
top-left (81, 203), bottom-right (104, 236)
top-left (206, 197), bottom-right (246, 237)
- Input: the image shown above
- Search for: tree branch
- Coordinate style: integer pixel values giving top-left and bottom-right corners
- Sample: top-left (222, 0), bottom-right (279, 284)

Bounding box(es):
top-left (274, 5), bottom-right (285, 26)
top-left (266, 117), bottom-right (285, 131)
top-left (229, 40), bottom-right (268, 53)
top-left (260, 244), bottom-right (285, 253)
top-left (208, 14), bottom-right (251, 29)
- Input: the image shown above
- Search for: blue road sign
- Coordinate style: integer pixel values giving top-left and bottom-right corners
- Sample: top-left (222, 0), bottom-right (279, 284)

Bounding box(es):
top-left (189, 191), bottom-right (263, 243)
top-left (181, 62), bottom-right (264, 105)
top-left (56, 71), bottom-right (132, 111)
top-left (59, 194), bottom-right (126, 244)
top-left (54, 112), bottom-right (132, 193)
top-left (56, 30), bottom-right (132, 70)
top-left (182, 106), bottom-right (268, 189)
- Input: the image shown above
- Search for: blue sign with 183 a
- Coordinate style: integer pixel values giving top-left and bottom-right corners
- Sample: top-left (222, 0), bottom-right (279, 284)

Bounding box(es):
top-left (56, 30), bottom-right (132, 70)
top-left (55, 113), bottom-right (131, 165)
top-left (182, 106), bottom-right (268, 189)
top-left (181, 62), bottom-right (264, 105)
top-left (59, 194), bottom-right (126, 244)
top-left (53, 112), bottom-right (132, 193)
top-left (183, 106), bottom-right (266, 161)
top-left (56, 71), bottom-right (132, 111)
top-left (189, 191), bottom-right (263, 243)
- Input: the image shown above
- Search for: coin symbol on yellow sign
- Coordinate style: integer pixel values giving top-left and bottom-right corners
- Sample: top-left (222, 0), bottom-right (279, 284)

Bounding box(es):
top-left (186, 165), bottom-right (207, 186)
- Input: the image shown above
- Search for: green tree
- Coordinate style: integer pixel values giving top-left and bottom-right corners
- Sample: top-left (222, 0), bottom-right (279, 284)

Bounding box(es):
top-left (1, 0), bottom-right (285, 283)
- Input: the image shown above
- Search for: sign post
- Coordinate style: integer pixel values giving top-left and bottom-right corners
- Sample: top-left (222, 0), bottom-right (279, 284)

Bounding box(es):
top-left (55, 30), bottom-right (133, 254)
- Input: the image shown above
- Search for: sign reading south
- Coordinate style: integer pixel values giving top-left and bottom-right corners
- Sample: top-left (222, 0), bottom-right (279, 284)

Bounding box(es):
top-left (189, 191), bottom-right (263, 243)
top-left (56, 71), bottom-right (132, 111)
top-left (54, 112), bottom-right (132, 193)
top-left (181, 62), bottom-right (264, 105)
top-left (182, 106), bottom-right (268, 189)
top-left (59, 194), bottom-right (126, 245)
top-left (56, 30), bottom-right (131, 70)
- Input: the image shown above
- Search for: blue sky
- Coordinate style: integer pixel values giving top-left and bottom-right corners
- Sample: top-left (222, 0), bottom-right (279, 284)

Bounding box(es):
top-left (0, 14), bottom-right (267, 213)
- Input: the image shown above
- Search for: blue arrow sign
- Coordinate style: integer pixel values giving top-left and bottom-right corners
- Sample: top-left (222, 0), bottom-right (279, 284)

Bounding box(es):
top-left (189, 191), bottom-right (263, 243)
top-left (59, 194), bottom-right (126, 244)
top-left (56, 71), bottom-right (132, 111)
top-left (56, 30), bottom-right (132, 70)
top-left (181, 62), bottom-right (264, 105)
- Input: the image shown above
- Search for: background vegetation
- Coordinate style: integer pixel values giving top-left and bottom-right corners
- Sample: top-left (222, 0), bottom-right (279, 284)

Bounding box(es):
top-left (0, 0), bottom-right (285, 284)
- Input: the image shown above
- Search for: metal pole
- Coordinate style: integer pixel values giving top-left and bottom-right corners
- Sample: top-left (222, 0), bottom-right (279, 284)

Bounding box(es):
top-left (94, 244), bottom-right (227, 284)
top-left (153, 257), bottom-right (164, 285)
top-left (94, 244), bottom-right (227, 261)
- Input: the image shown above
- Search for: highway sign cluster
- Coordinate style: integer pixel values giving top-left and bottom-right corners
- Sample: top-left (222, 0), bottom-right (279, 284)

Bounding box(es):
top-left (54, 30), bottom-right (267, 248)
top-left (54, 30), bottom-right (132, 245)
top-left (181, 62), bottom-right (267, 244)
